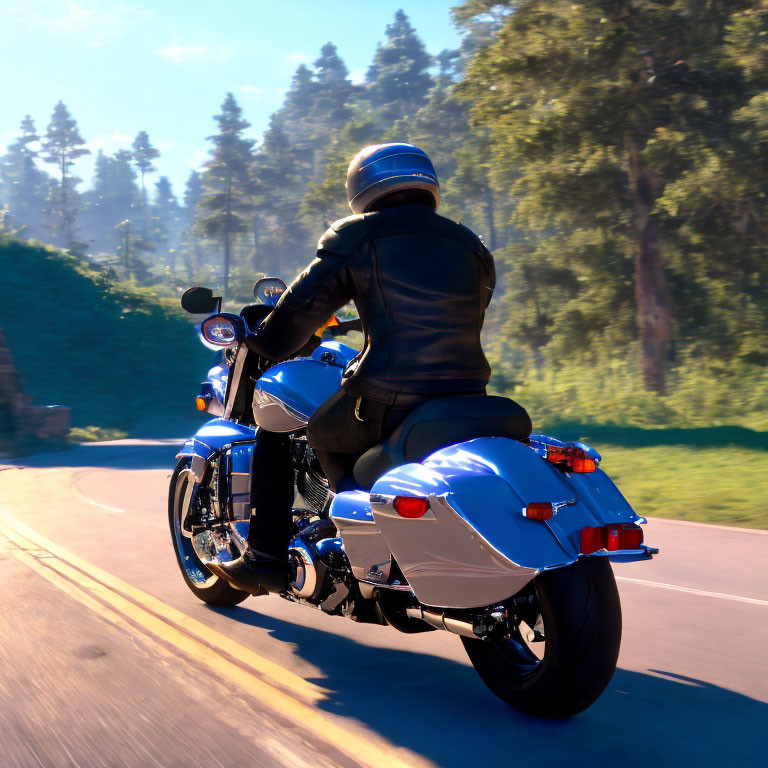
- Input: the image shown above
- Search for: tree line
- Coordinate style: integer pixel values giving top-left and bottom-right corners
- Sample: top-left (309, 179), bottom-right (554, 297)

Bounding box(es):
top-left (2, 4), bottom-right (767, 399)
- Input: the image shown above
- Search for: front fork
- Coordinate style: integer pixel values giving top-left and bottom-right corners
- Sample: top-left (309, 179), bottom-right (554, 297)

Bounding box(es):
top-left (182, 453), bottom-right (245, 563)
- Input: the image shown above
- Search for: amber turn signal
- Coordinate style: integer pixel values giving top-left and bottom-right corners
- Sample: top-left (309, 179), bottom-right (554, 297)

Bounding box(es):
top-left (522, 502), bottom-right (555, 521)
top-left (195, 396), bottom-right (208, 411)
top-left (314, 314), bottom-right (341, 337)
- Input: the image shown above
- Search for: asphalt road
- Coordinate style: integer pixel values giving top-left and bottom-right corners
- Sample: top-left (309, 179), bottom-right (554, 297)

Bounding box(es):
top-left (1, 439), bottom-right (766, 768)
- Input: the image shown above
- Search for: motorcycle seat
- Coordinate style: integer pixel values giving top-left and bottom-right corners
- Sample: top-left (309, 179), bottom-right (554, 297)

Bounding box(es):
top-left (353, 395), bottom-right (532, 490)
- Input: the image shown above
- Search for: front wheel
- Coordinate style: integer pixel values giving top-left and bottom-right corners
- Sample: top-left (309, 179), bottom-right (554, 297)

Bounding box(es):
top-left (168, 457), bottom-right (249, 606)
top-left (462, 557), bottom-right (621, 718)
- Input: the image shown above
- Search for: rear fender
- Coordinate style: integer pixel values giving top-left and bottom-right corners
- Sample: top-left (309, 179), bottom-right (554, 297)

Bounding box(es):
top-left (369, 436), bottom-right (650, 609)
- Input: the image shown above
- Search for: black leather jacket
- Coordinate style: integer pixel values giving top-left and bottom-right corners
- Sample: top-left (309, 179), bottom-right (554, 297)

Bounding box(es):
top-left (246, 204), bottom-right (495, 399)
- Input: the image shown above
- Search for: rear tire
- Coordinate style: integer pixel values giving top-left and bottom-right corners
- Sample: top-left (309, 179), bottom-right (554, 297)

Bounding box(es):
top-left (462, 557), bottom-right (621, 718)
top-left (168, 457), bottom-right (249, 606)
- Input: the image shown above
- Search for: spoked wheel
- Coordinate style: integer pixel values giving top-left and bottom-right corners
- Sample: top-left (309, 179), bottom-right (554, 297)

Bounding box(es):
top-left (462, 557), bottom-right (622, 718)
top-left (168, 458), bottom-right (249, 606)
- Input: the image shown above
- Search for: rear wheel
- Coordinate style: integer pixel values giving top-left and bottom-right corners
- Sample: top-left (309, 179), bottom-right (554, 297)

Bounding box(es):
top-left (168, 458), bottom-right (249, 606)
top-left (462, 557), bottom-right (621, 718)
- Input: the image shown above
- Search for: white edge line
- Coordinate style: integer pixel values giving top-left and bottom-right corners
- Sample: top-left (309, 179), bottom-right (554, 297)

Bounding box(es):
top-left (69, 473), bottom-right (125, 514)
top-left (81, 497), bottom-right (125, 515)
top-left (616, 576), bottom-right (768, 607)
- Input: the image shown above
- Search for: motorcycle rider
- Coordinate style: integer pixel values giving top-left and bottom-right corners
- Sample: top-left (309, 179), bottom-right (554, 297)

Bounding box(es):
top-left (209, 143), bottom-right (496, 594)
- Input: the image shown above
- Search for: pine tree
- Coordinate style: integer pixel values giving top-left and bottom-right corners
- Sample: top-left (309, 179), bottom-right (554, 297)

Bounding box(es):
top-left (281, 64), bottom-right (317, 130)
top-left (252, 116), bottom-right (315, 276)
top-left (175, 171), bottom-right (205, 280)
top-left (249, 43), bottom-right (368, 275)
top-left (115, 217), bottom-right (153, 283)
top-left (132, 130), bottom-right (160, 207)
top-left (80, 149), bottom-right (140, 254)
top-left (312, 43), bottom-right (357, 133)
top-left (366, 10), bottom-right (433, 121)
top-left (182, 170), bottom-right (203, 226)
top-left (301, 114), bottom-right (380, 227)
top-left (199, 93), bottom-right (255, 295)
top-left (0, 115), bottom-right (49, 238)
top-left (40, 101), bottom-right (90, 248)
top-left (152, 176), bottom-right (181, 271)
top-left (457, 0), bottom-right (766, 392)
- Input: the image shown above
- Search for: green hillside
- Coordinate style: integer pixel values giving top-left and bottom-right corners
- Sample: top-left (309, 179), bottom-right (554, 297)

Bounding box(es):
top-left (0, 237), bottom-right (211, 437)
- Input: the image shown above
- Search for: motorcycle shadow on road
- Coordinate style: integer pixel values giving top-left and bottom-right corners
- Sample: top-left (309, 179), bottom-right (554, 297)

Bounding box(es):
top-left (209, 604), bottom-right (763, 768)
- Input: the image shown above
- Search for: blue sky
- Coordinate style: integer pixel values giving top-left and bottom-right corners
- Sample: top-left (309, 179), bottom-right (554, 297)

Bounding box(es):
top-left (0, 1), bottom-right (462, 198)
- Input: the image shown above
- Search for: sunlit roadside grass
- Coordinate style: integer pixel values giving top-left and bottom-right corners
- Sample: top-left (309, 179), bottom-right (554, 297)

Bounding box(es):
top-left (599, 445), bottom-right (767, 530)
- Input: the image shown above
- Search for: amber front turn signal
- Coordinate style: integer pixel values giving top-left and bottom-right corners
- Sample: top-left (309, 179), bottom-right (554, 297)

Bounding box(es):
top-left (195, 396), bottom-right (208, 411)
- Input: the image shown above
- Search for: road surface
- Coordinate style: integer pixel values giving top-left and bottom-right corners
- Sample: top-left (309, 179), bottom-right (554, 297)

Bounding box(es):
top-left (1, 440), bottom-right (766, 767)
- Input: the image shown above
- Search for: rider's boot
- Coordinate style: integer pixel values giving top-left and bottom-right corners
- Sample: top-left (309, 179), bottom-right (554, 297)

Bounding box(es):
top-left (207, 546), bottom-right (288, 595)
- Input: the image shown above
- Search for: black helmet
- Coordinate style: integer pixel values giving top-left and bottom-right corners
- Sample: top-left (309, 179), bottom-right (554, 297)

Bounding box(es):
top-left (346, 143), bottom-right (440, 215)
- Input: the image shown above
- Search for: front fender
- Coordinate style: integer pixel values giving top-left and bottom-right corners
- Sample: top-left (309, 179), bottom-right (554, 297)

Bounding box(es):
top-left (175, 418), bottom-right (256, 483)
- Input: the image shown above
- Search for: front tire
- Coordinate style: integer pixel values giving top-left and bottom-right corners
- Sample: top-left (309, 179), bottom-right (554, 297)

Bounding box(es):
top-left (168, 457), bottom-right (249, 606)
top-left (462, 557), bottom-right (621, 718)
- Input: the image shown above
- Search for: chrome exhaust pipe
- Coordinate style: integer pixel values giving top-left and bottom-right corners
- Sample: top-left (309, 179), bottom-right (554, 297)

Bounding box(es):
top-left (405, 606), bottom-right (478, 639)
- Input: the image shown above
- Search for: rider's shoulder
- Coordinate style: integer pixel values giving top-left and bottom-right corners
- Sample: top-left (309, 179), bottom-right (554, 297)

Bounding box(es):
top-left (332, 213), bottom-right (367, 232)
top-left (317, 214), bottom-right (367, 256)
top-left (434, 212), bottom-right (488, 251)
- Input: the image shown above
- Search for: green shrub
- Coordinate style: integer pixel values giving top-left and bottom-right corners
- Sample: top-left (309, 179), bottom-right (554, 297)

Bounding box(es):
top-left (67, 426), bottom-right (130, 442)
top-left (0, 237), bottom-right (211, 437)
top-left (490, 347), bottom-right (768, 432)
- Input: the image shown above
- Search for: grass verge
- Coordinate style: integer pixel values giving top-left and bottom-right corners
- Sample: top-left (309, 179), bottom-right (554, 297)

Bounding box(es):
top-left (543, 423), bottom-right (768, 529)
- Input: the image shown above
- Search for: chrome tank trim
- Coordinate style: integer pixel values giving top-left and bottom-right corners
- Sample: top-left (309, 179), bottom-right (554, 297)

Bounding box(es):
top-left (252, 389), bottom-right (308, 433)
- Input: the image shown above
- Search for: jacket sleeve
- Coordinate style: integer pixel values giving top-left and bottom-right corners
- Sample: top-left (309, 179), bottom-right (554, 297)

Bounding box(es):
top-left (245, 229), bottom-right (357, 361)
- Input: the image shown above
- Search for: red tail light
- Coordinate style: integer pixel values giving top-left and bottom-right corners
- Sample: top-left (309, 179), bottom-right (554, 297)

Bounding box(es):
top-left (581, 523), bottom-right (643, 553)
top-left (547, 445), bottom-right (597, 473)
top-left (580, 526), bottom-right (604, 554)
top-left (611, 523), bottom-right (643, 550)
top-left (393, 496), bottom-right (429, 519)
top-left (523, 502), bottom-right (555, 521)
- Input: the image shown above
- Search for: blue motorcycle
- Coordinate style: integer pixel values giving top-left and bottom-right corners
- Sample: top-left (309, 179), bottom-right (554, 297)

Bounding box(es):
top-left (170, 277), bottom-right (658, 717)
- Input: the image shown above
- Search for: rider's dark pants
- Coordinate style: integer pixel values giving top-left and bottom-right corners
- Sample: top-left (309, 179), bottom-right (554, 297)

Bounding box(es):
top-left (247, 390), bottom-right (438, 554)
top-left (306, 389), bottom-right (434, 491)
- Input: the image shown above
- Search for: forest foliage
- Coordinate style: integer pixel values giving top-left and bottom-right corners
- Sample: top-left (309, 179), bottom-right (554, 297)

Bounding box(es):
top-left (2, 4), bottom-right (768, 431)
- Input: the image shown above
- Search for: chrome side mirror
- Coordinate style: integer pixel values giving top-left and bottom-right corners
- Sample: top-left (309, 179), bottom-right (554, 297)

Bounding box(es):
top-left (254, 277), bottom-right (287, 306)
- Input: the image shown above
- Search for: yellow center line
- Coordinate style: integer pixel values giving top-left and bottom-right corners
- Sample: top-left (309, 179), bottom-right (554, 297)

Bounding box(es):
top-left (1, 511), bottom-right (324, 703)
top-left (1, 514), bottom-right (431, 768)
top-left (3, 537), bottom-right (220, 696)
